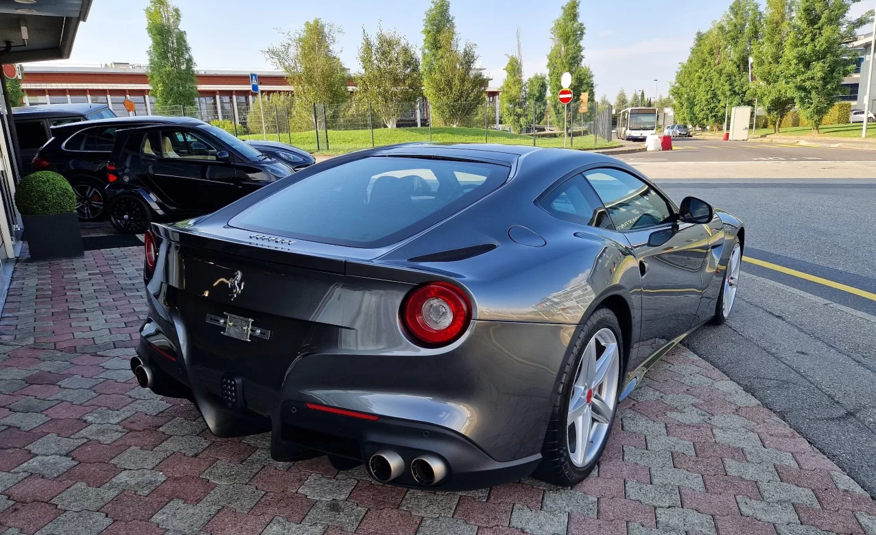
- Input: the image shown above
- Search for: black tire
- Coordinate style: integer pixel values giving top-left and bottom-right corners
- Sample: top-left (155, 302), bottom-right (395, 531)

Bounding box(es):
top-left (533, 307), bottom-right (624, 486)
top-left (70, 176), bottom-right (106, 221)
top-left (108, 194), bottom-right (152, 234)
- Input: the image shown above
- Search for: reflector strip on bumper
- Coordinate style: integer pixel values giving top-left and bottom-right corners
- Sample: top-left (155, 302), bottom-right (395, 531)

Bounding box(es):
top-left (305, 403), bottom-right (379, 421)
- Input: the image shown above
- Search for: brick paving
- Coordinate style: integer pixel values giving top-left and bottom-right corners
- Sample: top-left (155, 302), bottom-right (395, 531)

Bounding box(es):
top-left (1, 244), bottom-right (875, 535)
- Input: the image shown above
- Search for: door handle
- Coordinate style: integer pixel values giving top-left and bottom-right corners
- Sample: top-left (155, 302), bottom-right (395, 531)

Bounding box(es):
top-left (639, 261), bottom-right (647, 277)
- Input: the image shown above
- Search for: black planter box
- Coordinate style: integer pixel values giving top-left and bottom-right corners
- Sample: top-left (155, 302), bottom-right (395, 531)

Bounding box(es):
top-left (22, 213), bottom-right (84, 262)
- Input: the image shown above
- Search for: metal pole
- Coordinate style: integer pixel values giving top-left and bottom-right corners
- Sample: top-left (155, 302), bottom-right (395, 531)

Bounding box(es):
top-left (286, 105), bottom-right (292, 145)
top-left (563, 103), bottom-right (567, 148)
top-left (322, 104), bottom-right (329, 151)
top-left (368, 100), bottom-right (375, 147)
top-left (594, 101), bottom-right (598, 148)
top-left (428, 101), bottom-right (432, 141)
top-left (259, 92), bottom-right (266, 140)
top-left (273, 102), bottom-right (281, 142)
top-left (484, 98), bottom-right (488, 143)
top-left (312, 103), bottom-right (320, 152)
top-left (723, 102), bottom-right (729, 133)
top-left (533, 101), bottom-right (536, 146)
top-left (863, 12), bottom-right (876, 138)
top-left (570, 106), bottom-right (574, 148)
top-left (751, 98), bottom-right (758, 137)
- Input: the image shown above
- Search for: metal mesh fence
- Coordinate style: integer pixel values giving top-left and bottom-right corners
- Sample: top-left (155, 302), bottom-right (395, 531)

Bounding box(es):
top-left (147, 97), bottom-right (617, 154)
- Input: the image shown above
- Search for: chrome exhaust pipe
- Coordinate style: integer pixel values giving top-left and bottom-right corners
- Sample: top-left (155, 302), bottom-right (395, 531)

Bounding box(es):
top-left (368, 450), bottom-right (405, 483)
top-left (411, 455), bottom-right (447, 486)
top-left (134, 365), bottom-right (153, 389)
top-left (130, 356), bottom-right (143, 374)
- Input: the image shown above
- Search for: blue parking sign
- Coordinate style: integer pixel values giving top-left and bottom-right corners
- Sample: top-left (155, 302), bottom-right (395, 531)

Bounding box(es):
top-left (250, 73), bottom-right (259, 93)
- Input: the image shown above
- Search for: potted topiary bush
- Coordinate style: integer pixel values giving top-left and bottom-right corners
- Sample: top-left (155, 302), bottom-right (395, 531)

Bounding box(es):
top-left (15, 171), bottom-right (84, 261)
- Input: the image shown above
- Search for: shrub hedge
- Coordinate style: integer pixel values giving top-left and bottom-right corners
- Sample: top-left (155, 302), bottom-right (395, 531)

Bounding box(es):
top-left (14, 171), bottom-right (76, 216)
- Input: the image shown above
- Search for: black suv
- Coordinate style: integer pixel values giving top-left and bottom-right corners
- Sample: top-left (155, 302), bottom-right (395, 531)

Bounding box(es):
top-left (32, 116), bottom-right (207, 221)
top-left (106, 122), bottom-right (294, 233)
top-left (13, 104), bottom-right (116, 173)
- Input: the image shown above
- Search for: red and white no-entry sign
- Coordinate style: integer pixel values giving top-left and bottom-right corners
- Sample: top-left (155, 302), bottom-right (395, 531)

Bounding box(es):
top-left (558, 88), bottom-right (573, 105)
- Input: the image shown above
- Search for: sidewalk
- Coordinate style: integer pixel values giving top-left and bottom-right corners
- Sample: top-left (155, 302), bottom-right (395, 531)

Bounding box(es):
top-left (0, 238), bottom-right (874, 535)
top-left (751, 136), bottom-right (876, 151)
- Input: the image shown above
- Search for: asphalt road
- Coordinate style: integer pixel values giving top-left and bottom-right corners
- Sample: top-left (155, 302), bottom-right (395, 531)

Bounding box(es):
top-left (652, 176), bottom-right (876, 497)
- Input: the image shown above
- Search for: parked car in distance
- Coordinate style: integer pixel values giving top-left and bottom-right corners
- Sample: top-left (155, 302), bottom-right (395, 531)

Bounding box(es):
top-left (850, 110), bottom-right (875, 123)
top-left (33, 116), bottom-right (208, 221)
top-left (246, 139), bottom-right (315, 172)
top-left (12, 104), bottom-right (116, 172)
top-left (105, 122), bottom-right (293, 233)
top-left (133, 143), bottom-right (745, 490)
top-left (664, 124), bottom-right (691, 137)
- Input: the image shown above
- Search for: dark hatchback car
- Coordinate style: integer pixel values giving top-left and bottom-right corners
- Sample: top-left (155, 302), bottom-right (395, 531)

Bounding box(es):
top-left (106, 122), bottom-right (293, 233)
top-left (246, 139), bottom-right (315, 172)
top-left (132, 144), bottom-right (744, 491)
top-left (32, 116), bottom-right (207, 221)
top-left (12, 103), bottom-right (116, 173)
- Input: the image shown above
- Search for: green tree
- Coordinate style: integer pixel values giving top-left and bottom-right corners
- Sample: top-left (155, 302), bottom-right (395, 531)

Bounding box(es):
top-left (357, 25), bottom-right (421, 128)
top-left (785, 0), bottom-right (868, 133)
top-left (598, 94), bottom-right (611, 111)
top-left (422, 0), bottom-right (455, 78)
top-left (525, 73), bottom-right (548, 125)
top-left (546, 0), bottom-right (594, 127)
top-left (145, 0), bottom-right (199, 109)
top-left (265, 19), bottom-right (349, 107)
top-left (4, 67), bottom-right (23, 107)
top-left (424, 29), bottom-right (486, 127)
top-left (655, 94), bottom-right (675, 109)
top-left (721, 0), bottom-right (763, 107)
top-left (614, 89), bottom-right (629, 112)
top-left (500, 30), bottom-right (526, 133)
top-left (753, 0), bottom-right (795, 133)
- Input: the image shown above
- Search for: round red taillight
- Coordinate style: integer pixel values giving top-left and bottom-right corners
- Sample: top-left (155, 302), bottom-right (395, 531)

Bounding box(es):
top-left (402, 283), bottom-right (471, 346)
top-left (144, 230), bottom-right (157, 273)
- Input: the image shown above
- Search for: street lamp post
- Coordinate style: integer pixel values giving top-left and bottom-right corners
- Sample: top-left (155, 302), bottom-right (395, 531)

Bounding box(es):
top-left (863, 10), bottom-right (876, 138)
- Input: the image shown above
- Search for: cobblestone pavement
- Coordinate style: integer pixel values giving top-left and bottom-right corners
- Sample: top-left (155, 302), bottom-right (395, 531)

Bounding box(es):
top-left (1, 246), bottom-right (875, 535)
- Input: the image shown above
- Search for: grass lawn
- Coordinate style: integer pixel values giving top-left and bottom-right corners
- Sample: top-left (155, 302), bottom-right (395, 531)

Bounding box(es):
top-left (758, 123), bottom-right (876, 139)
top-left (242, 126), bottom-right (621, 155)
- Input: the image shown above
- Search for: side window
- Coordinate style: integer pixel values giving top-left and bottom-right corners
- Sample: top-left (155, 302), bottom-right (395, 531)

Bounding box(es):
top-left (50, 117), bottom-right (82, 127)
top-left (16, 121), bottom-right (49, 149)
top-left (584, 168), bottom-right (673, 231)
top-left (83, 127), bottom-right (117, 151)
top-left (67, 127), bottom-right (117, 152)
top-left (159, 130), bottom-right (217, 160)
top-left (539, 175), bottom-right (612, 229)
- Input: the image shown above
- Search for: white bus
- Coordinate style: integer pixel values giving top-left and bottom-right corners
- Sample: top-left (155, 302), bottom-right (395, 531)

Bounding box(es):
top-left (617, 107), bottom-right (659, 141)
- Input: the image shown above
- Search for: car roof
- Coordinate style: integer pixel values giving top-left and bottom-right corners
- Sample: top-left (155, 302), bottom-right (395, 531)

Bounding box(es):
top-left (12, 103), bottom-right (110, 118)
top-left (369, 142), bottom-right (614, 169)
top-left (51, 115), bottom-right (206, 133)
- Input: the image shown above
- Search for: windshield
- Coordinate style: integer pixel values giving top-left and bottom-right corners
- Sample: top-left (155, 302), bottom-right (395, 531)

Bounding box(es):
top-left (230, 156), bottom-right (509, 248)
top-left (198, 125), bottom-right (264, 161)
top-left (629, 113), bottom-right (657, 131)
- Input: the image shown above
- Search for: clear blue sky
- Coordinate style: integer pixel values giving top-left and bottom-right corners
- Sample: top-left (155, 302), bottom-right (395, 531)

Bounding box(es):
top-left (36, 0), bottom-right (870, 102)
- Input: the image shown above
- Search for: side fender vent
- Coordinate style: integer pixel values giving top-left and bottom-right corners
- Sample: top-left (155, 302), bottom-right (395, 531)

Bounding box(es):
top-left (409, 244), bottom-right (497, 263)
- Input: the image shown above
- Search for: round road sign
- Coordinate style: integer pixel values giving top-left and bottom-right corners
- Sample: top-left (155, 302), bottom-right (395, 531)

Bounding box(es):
top-left (558, 88), bottom-right (573, 105)
top-left (561, 72), bottom-right (572, 89)
top-left (2, 65), bottom-right (17, 79)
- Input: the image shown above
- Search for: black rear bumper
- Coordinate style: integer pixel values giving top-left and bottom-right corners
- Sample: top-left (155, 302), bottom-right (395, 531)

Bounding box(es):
top-left (277, 399), bottom-right (540, 491)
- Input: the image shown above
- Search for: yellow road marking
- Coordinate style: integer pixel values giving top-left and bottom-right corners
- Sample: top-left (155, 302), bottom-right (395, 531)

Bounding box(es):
top-left (743, 257), bottom-right (876, 302)
top-left (703, 145), bottom-right (721, 149)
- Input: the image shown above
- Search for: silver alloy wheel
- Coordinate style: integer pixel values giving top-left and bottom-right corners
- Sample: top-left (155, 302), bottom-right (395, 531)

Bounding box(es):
top-left (722, 242), bottom-right (742, 319)
top-left (566, 327), bottom-right (620, 468)
top-left (73, 183), bottom-right (104, 220)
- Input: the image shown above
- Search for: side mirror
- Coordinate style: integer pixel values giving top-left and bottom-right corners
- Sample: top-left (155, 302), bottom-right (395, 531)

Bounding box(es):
top-left (679, 196), bottom-right (713, 224)
top-left (215, 150), bottom-right (231, 162)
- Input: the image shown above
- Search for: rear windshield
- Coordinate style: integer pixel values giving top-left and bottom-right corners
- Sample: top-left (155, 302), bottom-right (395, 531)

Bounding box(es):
top-left (230, 156), bottom-right (509, 248)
